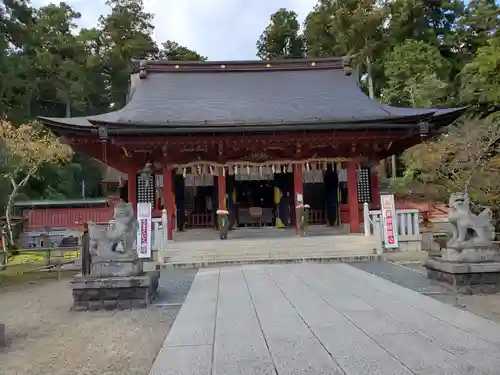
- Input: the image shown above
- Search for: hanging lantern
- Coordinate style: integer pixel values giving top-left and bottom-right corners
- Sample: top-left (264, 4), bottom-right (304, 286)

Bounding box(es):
top-left (139, 161), bottom-right (154, 187)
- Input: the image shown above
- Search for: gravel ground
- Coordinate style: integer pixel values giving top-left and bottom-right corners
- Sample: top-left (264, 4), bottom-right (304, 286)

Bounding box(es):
top-left (0, 267), bottom-right (197, 375)
top-left (351, 261), bottom-right (500, 324)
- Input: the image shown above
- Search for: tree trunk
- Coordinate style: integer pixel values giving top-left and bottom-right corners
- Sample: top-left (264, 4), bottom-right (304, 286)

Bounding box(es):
top-left (365, 56), bottom-right (375, 100)
top-left (65, 99), bottom-right (71, 118)
top-left (1, 234), bottom-right (7, 267)
top-left (5, 190), bottom-right (16, 247)
top-left (6, 171), bottom-right (36, 248)
top-left (391, 155), bottom-right (397, 180)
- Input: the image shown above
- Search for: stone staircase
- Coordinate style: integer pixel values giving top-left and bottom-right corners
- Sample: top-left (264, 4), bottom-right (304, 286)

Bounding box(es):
top-left (163, 232), bottom-right (379, 267)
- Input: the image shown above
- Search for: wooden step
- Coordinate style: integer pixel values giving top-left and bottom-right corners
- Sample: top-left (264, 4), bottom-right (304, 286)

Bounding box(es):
top-left (163, 234), bottom-right (377, 265)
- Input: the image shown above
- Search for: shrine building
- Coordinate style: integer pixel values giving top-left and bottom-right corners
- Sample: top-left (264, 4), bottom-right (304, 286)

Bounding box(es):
top-left (38, 57), bottom-right (465, 240)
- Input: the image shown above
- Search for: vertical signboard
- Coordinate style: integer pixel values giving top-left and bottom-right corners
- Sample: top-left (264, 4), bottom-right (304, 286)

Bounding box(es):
top-left (136, 202), bottom-right (152, 258)
top-left (381, 194), bottom-right (399, 249)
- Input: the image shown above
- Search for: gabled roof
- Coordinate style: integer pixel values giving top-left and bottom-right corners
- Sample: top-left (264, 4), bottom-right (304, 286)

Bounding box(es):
top-left (38, 57), bottom-right (466, 135)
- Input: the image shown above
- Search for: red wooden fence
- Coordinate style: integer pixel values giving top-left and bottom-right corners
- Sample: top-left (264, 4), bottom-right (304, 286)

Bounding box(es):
top-left (24, 207), bottom-right (114, 230)
top-left (22, 199), bottom-right (446, 231)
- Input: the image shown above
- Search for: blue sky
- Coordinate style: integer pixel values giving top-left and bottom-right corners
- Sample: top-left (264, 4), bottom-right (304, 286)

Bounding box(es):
top-left (32, 0), bottom-right (318, 60)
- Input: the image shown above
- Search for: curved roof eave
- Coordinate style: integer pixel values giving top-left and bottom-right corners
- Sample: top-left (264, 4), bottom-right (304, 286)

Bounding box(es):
top-left (88, 112), bottom-right (436, 128)
top-left (429, 107), bottom-right (468, 126)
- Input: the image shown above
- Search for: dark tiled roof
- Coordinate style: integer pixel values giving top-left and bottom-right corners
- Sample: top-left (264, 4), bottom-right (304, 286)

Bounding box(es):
top-left (98, 69), bottom-right (408, 125)
top-left (38, 57), bottom-right (466, 134)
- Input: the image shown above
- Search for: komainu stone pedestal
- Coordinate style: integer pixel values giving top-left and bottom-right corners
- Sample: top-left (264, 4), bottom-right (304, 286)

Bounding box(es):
top-left (426, 258), bottom-right (500, 294)
top-left (0, 321), bottom-right (5, 347)
top-left (441, 247), bottom-right (500, 263)
top-left (71, 201), bottom-right (160, 311)
top-left (72, 271), bottom-right (159, 311)
top-left (91, 256), bottom-right (143, 277)
top-left (426, 193), bottom-right (500, 294)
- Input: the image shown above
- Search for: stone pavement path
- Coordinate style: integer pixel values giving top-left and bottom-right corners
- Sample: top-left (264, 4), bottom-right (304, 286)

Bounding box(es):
top-left (149, 264), bottom-right (500, 375)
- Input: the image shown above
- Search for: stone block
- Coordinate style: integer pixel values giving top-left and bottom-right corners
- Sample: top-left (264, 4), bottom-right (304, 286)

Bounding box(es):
top-left (71, 275), bottom-right (155, 311)
top-left (149, 345), bottom-right (212, 375)
top-left (91, 256), bottom-right (143, 277)
top-left (72, 275), bottom-right (151, 289)
top-left (425, 258), bottom-right (500, 294)
top-left (0, 322), bottom-right (5, 347)
top-left (268, 337), bottom-right (345, 375)
top-left (375, 333), bottom-right (487, 375)
top-left (442, 247), bottom-right (500, 262)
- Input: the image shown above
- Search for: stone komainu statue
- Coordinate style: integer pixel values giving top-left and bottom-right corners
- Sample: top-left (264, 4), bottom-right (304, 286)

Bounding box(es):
top-left (447, 192), bottom-right (495, 250)
top-left (88, 201), bottom-right (138, 259)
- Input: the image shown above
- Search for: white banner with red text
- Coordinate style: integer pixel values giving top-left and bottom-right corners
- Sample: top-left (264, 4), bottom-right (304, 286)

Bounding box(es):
top-left (380, 194), bottom-right (399, 249)
top-left (136, 202), bottom-right (152, 258)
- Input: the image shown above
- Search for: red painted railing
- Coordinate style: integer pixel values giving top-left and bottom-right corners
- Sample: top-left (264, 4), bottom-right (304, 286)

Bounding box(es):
top-left (22, 199), bottom-right (445, 232)
top-left (24, 208), bottom-right (114, 230)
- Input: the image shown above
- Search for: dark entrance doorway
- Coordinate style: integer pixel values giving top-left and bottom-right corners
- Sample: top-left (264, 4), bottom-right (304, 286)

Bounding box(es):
top-left (235, 180), bottom-right (274, 227)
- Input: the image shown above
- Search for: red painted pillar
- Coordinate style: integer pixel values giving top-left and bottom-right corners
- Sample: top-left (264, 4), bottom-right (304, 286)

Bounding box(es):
top-left (347, 161), bottom-right (361, 233)
top-left (371, 166), bottom-right (380, 209)
top-left (127, 170), bottom-right (137, 208)
top-left (293, 164), bottom-right (304, 235)
top-left (217, 173), bottom-right (227, 210)
top-left (163, 166), bottom-right (174, 240)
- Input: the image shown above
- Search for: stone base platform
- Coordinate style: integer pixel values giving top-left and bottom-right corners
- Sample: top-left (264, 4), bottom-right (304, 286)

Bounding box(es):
top-left (71, 270), bottom-right (160, 311)
top-left (425, 257), bottom-right (500, 294)
top-left (441, 247), bottom-right (500, 262)
top-left (0, 321), bottom-right (5, 347)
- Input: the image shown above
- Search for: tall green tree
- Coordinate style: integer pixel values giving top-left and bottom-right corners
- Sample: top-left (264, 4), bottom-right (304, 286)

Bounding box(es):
top-left (454, 0), bottom-right (500, 62)
top-left (99, 0), bottom-right (158, 108)
top-left (257, 8), bottom-right (304, 60)
top-left (29, 3), bottom-right (88, 118)
top-left (459, 37), bottom-right (500, 115)
top-left (0, 0), bottom-right (36, 122)
top-left (386, 0), bottom-right (463, 46)
top-left (157, 40), bottom-right (207, 61)
top-left (304, 0), bottom-right (388, 98)
top-left (381, 40), bottom-right (451, 107)
top-left (0, 0), bottom-right (205, 215)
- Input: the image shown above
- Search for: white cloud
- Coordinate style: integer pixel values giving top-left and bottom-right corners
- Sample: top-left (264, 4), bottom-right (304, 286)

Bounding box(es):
top-left (31, 0), bottom-right (318, 60)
